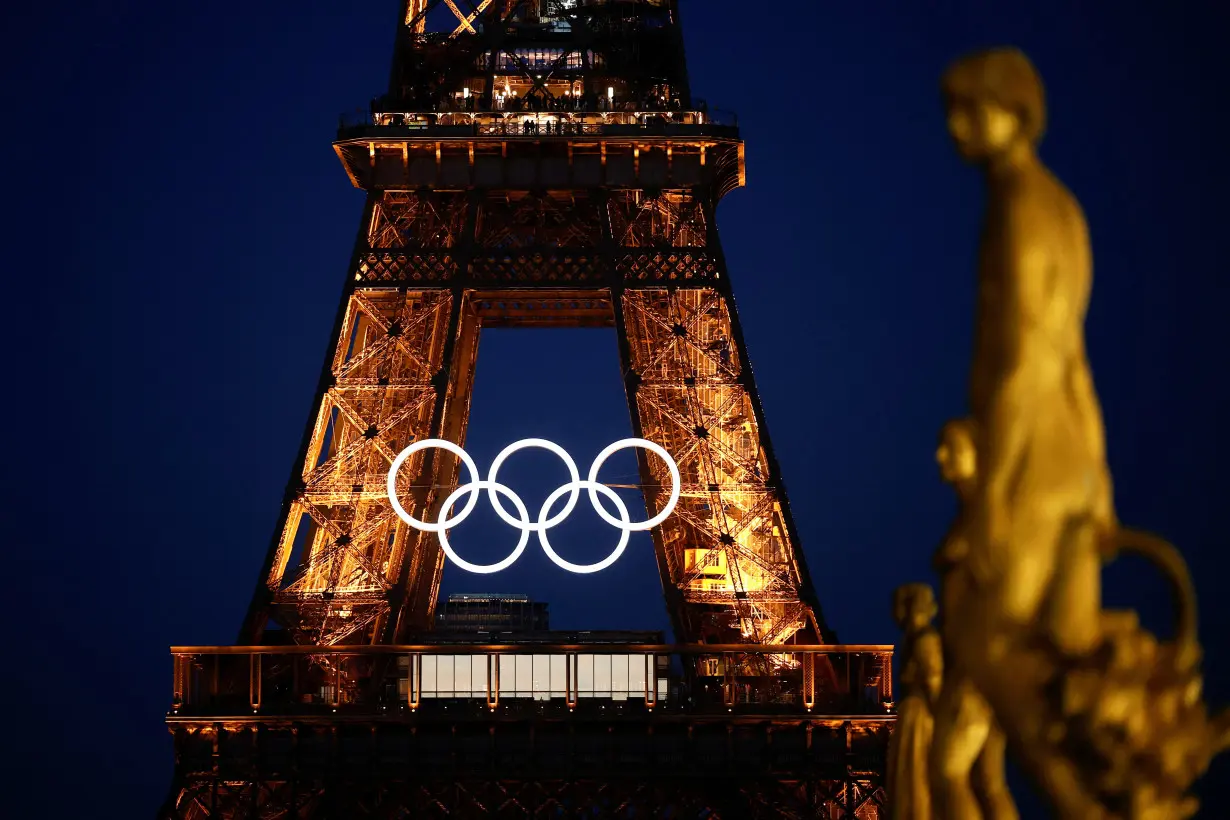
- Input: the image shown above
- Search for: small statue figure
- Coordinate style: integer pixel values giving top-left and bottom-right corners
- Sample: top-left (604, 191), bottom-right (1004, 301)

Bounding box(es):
top-left (886, 583), bottom-right (943, 820)
top-left (930, 419), bottom-right (1018, 820)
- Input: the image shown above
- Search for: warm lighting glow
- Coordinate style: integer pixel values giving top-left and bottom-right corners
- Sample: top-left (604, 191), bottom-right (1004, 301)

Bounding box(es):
top-left (607, 86), bottom-right (614, 100)
top-left (387, 438), bottom-right (681, 574)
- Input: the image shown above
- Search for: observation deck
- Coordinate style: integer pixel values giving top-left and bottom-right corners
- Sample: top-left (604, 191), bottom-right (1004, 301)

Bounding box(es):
top-left (168, 643), bottom-right (893, 789)
top-left (333, 103), bottom-right (744, 196)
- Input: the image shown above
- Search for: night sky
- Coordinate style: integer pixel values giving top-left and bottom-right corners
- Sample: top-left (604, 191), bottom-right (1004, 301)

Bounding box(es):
top-left (4, 1), bottom-right (1226, 816)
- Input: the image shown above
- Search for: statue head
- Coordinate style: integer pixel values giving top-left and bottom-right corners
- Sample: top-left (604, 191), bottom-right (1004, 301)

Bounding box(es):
top-left (942, 48), bottom-right (1045, 162)
top-left (937, 418), bottom-right (977, 493)
top-left (893, 583), bottom-right (938, 631)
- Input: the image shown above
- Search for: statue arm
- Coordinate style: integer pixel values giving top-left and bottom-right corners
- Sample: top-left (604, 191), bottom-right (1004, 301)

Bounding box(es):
top-left (980, 362), bottom-right (1030, 507)
top-left (917, 630), bottom-right (944, 706)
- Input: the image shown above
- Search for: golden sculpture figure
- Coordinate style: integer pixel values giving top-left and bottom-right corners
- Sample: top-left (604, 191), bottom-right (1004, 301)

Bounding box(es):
top-left (887, 583), bottom-right (943, 820)
top-left (898, 46), bottom-right (1230, 819)
top-left (944, 47), bottom-right (1112, 659)
top-left (929, 420), bottom-right (1017, 820)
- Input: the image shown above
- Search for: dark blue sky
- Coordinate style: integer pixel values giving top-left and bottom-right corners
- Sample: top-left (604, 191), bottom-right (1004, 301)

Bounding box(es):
top-left (3, 0), bottom-right (1226, 816)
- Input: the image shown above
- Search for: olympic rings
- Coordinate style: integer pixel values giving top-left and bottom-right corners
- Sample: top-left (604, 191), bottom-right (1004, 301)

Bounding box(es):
top-left (386, 438), bottom-right (681, 575)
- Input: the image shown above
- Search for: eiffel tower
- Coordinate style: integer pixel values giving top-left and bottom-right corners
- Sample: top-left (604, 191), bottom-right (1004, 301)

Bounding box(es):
top-left (160, 3), bottom-right (893, 817)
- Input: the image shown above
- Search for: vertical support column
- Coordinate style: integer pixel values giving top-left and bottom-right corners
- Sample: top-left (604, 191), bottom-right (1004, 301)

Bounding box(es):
top-left (882, 650), bottom-right (894, 705)
top-left (723, 653), bottom-right (736, 708)
top-left (210, 723), bottom-right (221, 814)
top-left (802, 651), bottom-right (816, 710)
top-left (565, 653), bottom-right (573, 708)
top-left (331, 660), bottom-right (342, 709)
top-left (172, 654), bottom-right (189, 709)
top-left (288, 725), bottom-right (299, 814)
top-left (407, 653), bottom-right (422, 710)
top-left (571, 653), bottom-right (579, 706)
top-left (486, 653), bottom-right (500, 709)
top-left (843, 720), bottom-right (856, 817)
top-left (482, 28), bottom-right (499, 111)
top-left (249, 726), bottom-right (262, 815)
top-left (249, 653), bottom-right (262, 711)
top-left (566, 653), bottom-right (578, 709)
top-left (644, 653), bottom-right (657, 709)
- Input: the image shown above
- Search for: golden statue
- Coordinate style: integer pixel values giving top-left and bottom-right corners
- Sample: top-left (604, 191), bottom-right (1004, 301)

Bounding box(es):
top-left (884, 46), bottom-right (1230, 819)
top-left (930, 420), bottom-right (1017, 820)
top-left (943, 47), bottom-right (1112, 660)
top-left (887, 583), bottom-right (943, 820)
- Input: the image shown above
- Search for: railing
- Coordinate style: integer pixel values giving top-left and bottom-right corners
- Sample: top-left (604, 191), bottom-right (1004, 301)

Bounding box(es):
top-left (170, 643), bottom-right (893, 719)
top-left (336, 107), bottom-right (738, 138)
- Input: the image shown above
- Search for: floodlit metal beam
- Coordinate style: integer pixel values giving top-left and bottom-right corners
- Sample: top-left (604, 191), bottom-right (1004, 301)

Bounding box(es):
top-left (450, 0), bottom-right (493, 37)
top-left (444, 0), bottom-right (477, 34)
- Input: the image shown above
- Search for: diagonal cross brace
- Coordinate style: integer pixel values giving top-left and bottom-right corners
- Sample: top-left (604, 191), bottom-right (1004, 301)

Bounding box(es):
top-left (447, 0), bottom-right (493, 36)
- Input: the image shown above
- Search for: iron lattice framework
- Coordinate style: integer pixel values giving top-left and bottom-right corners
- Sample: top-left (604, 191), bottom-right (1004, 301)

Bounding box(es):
top-left (163, 2), bottom-right (891, 817)
top-left (242, 0), bottom-right (828, 651)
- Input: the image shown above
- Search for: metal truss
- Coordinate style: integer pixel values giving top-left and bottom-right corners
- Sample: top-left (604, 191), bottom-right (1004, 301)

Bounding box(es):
top-left (254, 282), bottom-right (823, 648)
top-left (163, 778), bottom-right (887, 819)
top-left (159, 707), bottom-right (890, 820)
top-left (476, 190), bottom-right (604, 248)
top-left (608, 190), bottom-right (708, 248)
top-left (620, 288), bottom-right (819, 645)
top-left (351, 190), bottom-right (724, 288)
top-left (369, 191), bottom-right (468, 248)
top-left (245, 169), bottom-right (831, 648)
top-left (260, 290), bottom-right (476, 645)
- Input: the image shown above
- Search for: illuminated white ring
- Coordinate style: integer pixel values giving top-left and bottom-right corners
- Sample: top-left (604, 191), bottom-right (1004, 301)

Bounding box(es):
top-left (587, 438), bottom-right (681, 531)
top-left (537, 480), bottom-right (632, 574)
top-left (485, 438), bottom-right (581, 531)
top-left (437, 480), bottom-right (532, 574)
top-left (386, 439), bottom-right (482, 533)
top-left (386, 437), bottom-right (682, 574)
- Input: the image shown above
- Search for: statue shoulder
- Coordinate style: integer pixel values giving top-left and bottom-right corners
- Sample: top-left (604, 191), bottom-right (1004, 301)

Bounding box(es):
top-left (913, 628), bottom-right (944, 664)
top-left (997, 168), bottom-right (1087, 256)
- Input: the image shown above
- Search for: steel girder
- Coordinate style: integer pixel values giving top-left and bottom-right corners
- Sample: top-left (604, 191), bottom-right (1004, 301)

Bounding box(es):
top-left (159, 716), bottom-right (890, 819)
top-left (243, 182), bottom-right (831, 648)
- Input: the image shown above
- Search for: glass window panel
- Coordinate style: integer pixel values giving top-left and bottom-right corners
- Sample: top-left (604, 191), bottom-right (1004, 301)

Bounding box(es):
top-left (578, 655), bottom-right (595, 696)
top-left (451, 655), bottom-right (468, 697)
top-left (471, 655), bottom-right (487, 697)
top-left (657, 678), bottom-right (669, 700)
top-left (533, 655), bottom-right (550, 701)
top-left (422, 655), bottom-right (439, 697)
top-left (497, 656), bottom-right (513, 698)
top-left (550, 656), bottom-right (567, 697)
top-left (593, 654), bottom-right (612, 697)
top-left (612, 654), bottom-right (630, 692)
top-left (629, 654), bottom-right (647, 695)
top-left (515, 654), bottom-right (533, 696)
